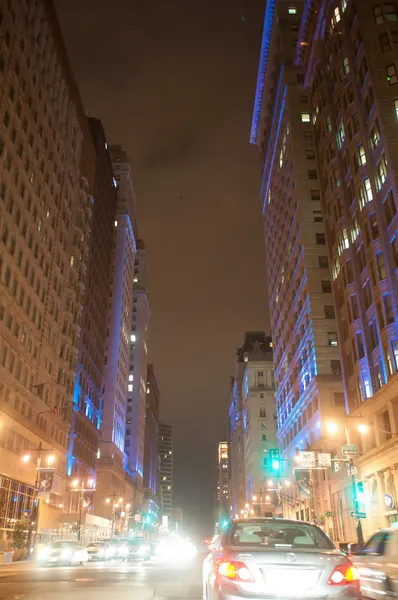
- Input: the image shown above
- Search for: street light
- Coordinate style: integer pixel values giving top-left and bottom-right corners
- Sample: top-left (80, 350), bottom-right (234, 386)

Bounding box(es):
top-left (252, 495), bottom-right (257, 501)
top-left (326, 422), bottom-right (339, 434)
top-left (265, 495), bottom-right (271, 502)
top-left (22, 454), bottom-right (31, 463)
top-left (267, 480), bottom-right (273, 486)
top-left (357, 423), bottom-right (369, 435)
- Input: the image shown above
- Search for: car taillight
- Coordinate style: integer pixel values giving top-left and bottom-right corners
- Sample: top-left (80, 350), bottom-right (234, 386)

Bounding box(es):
top-left (218, 561), bottom-right (254, 583)
top-left (328, 564), bottom-right (360, 586)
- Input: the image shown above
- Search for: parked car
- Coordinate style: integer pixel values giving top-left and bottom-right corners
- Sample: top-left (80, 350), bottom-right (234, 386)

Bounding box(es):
top-left (86, 542), bottom-right (113, 561)
top-left (352, 527), bottom-right (398, 599)
top-left (36, 540), bottom-right (88, 566)
top-left (203, 518), bottom-right (361, 600)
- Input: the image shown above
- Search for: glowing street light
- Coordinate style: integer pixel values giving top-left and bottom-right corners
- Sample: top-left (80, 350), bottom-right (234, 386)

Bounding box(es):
top-left (119, 497), bottom-right (123, 503)
top-left (106, 498), bottom-right (111, 504)
top-left (326, 422), bottom-right (339, 434)
top-left (252, 495), bottom-right (257, 501)
top-left (72, 479), bottom-right (79, 487)
top-left (245, 502), bottom-right (249, 508)
top-left (265, 495), bottom-right (271, 502)
top-left (267, 480), bottom-right (273, 486)
top-left (47, 454), bottom-right (55, 465)
top-left (358, 423), bottom-right (369, 435)
top-left (22, 454), bottom-right (31, 463)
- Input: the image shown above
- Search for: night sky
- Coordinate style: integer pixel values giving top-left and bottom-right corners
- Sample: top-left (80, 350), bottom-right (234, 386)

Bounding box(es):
top-left (55, 0), bottom-right (269, 536)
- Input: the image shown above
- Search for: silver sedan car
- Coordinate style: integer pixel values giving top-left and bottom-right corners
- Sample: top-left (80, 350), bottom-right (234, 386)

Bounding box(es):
top-left (352, 527), bottom-right (398, 599)
top-left (203, 518), bottom-right (361, 600)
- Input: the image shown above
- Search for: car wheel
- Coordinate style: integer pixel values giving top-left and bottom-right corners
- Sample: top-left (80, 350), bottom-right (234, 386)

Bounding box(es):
top-left (384, 576), bottom-right (395, 599)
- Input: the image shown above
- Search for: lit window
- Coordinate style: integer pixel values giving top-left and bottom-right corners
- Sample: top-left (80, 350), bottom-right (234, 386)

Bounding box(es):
top-left (113, 177), bottom-right (117, 188)
top-left (336, 122), bottom-right (345, 149)
top-left (363, 376), bottom-right (372, 399)
top-left (133, 277), bottom-right (138, 283)
top-left (128, 384), bottom-right (133, 392)
top-left (105, 142), bottom-right (108, 150)
top-left (376, 154), bottom-right (388, 191)
top-left (341, 0), bottom-right (347, 11)
top-left (326, 116), bottom-right (332, 132)
top-left (70, 255), bottom-right (74, 267)
top-left (387, 64), bottom-right (398, 85)
top-left (357, 144), bottom-right (366, 167)
top-left (386, 3), bottom-right (398, 21)
top-left (343, 56), bottom-right (350, 74)
top-left (130, 334), bottom-right (136, 342)
top-left (301, 112), bottom-right (310, 122)
top-left (327, 332), bottom-right (339, 347)
top-left (374, 5), bottom-right (383, 24)
top-left (370, 120), bottom-right (380, 150)
top-left (114, 220), bottom-right (118, 227)
top-left (288, 6), bottom-right (297, 14)
top-left (394, 98), bottom-right (398, 119)
top-left (393, 343), bottom-right (398, 370)
top-left (128, 374), bottom-right (134, 381)
top-left (146, 387), bottom-right (150, 394)
top-left (359, 178), bottom-right (373, 209)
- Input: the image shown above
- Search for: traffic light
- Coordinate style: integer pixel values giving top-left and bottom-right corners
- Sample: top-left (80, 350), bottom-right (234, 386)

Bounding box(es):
top-left (356, 481), bottom-right (365, 502)
top-left (221, 519), bottom-right (229, 529)
top-left (269, 448), bottom-right (281, 472)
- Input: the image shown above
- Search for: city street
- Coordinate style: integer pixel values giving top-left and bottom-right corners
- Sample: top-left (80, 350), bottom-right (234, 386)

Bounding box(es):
top-left (0, 557), bottom-right (203, 600)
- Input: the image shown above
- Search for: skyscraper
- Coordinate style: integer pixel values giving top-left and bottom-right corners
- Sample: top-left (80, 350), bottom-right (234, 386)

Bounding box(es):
top-left (0, 0), bottom-right (94, 534)
top-left (250, 0), bottom-right (345, 523)
top-left (67, 118), bottom-right (116, 498)
top-left (216, 442), bottom-right (229, 526)
top-left (228, 333), bottom-right (277, 517)
top-left (158, 423), bottom-right (173, 520)
top-left (96, 145), bottom-right (137, 513)
top-left (125, 238), bottom-right (150, 485)
top-left (295, 0), bottom-right (398, 536)
top-left (143, 364), bottom-right (160, 521)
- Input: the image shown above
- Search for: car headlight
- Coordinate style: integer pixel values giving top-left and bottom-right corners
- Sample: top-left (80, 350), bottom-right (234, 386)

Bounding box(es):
top-left (37, 547), bottom-right (52, 561)
top-left (61, 549), bottom-right (73, 559)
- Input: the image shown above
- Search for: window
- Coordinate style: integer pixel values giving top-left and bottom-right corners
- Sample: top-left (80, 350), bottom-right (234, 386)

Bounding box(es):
top-left (324, 306), bottom-right (335, 319)
top-left (262, 434), bottom-right (267, 441)
top-left (370, 120), bottom-right (380, 150)
top-left (316, 233), bottom-right (325, 245)
top-left (328, 332), bottom-right (339, 347)
top-left (128, 374), bottom-right (134, 381)
top-left (260, 410), bottom-right (266, 418)
top-left (380, 32), bottom-right (392, 53)
top-left (394, 98), bottom-right (398, 119)
top-left (301, 113), bottom-right (310, 122)
top-left (331, 360), bottom-right (342, 375)
top-left (337, 123), bottom-right (345, 149)
top-left (377, 252), bottom-right (387, 280)
top-left (257, 370), bottom-right (264, 377)
top-left (311, 189), bottom-right (320, 201)
top-left (376, 154), bottom-right (388, 191)
top-left (383, 294), bottom-right (394, 324)
top-left (383, 190), bottom-right (396, 224)
top-left (322, 280), bottom-right (332, 293)
top-left (342, 56), bottom-right (350, 74)
top-left (308, 169), bottom-right (318, 179)
top-left (306, 149), bottom-right (315, 159)
top-left (128, 384), bottom-right (133, 392)
top-left (386, 3), bottom-right (398, 21)
top-left (288, 6), bottom-right (297, 14)
top-left (359, 178), bottom-right (373, 209)
top-left (313, 210), bottom-right (323, 222)
top-left (387, 64), bottom-right (398, 85)
top-left (318, 256), bottom-right (329, 268)
top-left (357, 144), bottom-right (366, 167)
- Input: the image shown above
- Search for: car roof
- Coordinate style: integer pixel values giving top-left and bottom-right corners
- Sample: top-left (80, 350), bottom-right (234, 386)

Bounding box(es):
top-left (231, 517), bottom-right (315, 526)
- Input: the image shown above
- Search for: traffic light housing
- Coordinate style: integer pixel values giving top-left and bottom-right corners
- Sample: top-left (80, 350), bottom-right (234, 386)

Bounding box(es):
top-left (356, 481), bottom-right (365, 502)
top-left (269, 448), bottom-right (281, 472)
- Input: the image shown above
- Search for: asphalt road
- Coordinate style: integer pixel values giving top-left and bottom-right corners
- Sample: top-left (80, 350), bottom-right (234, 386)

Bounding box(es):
top-left (0, 556), bottom-right (203, 600)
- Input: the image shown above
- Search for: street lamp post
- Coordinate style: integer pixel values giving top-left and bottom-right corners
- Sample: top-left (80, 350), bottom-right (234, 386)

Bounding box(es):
top-left (70, 478), bottom-right (95, 542)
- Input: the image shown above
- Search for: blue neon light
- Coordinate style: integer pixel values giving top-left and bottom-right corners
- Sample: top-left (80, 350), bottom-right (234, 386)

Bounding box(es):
top-left (262, 85), bottom-right (287, 215)
top-left (250, 0), bottom-right (276, 144)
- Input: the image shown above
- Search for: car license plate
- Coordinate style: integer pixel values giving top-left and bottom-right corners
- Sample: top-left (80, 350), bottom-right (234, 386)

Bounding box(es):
top-left (262, 568), bottom-right (320, 591)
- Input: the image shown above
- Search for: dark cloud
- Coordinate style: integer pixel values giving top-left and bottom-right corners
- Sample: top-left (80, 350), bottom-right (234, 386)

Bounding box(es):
top-left (56, 0), bottom-right (268, 536)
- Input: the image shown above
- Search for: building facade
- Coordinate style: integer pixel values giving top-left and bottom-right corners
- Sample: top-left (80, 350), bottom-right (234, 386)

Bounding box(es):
top-left (228, 333), bottom-right (277, 518)
top-left (158, 423), bottom-right (173, 520)
top-left (0, 0), bottom-right (95, 537)
top-left (216, 442), bottom-right (229, 526)
top-left (142, 364), bottom-right (160, 521)
top-left (67, 118), bottom-right (116, 511)
top-left (250, 0), bottom-right (347, 529)
top-left (295, 0), bottom-right (398, 538)
top-left (125, 238), bottom-right (150, 486)
top-left (95, 145), bottom-right (137, 518)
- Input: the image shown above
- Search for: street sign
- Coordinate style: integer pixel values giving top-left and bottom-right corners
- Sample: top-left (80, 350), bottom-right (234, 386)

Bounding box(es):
top-left (342, 444), bottom-right (358, 457)
top-left (318, 453), bottom-right (332, 467)
top-left (351, 511), bottom-right (366, 519)
top-left (325, 510), bottom-right (333, 519)
top-left (298, 451), bottom-right (316, 468)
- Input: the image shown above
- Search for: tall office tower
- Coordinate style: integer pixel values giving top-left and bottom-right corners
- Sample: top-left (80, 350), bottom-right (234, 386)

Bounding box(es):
top-left (250, 0), bottom-right (345, 524)
top-left (0, 0), bottom-right (95, 534)
top-left (228, 333), bottom-right (277, 517)
top-left (142, 364), bottom-right (160, 521)
top-left (216, 442), bottom-right (229, 526)
top-left (125, 238), bottom-right (150, 485)
top-left (295, 0), bottom-right (398, 536)
top-left (96, 145), bottom-right (137, 513)
top-left (66, 118), bottom-right (116, 507)
top-left (158, 423), bottom-right (173, 520)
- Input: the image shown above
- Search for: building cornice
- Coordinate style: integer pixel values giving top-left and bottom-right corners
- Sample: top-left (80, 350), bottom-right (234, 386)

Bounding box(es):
top-left (250, 0), bottom-right (277, 145)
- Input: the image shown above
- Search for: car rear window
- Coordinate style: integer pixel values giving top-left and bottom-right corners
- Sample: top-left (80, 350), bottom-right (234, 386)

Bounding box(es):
top-left (228, 521), bottom-right (335, 550)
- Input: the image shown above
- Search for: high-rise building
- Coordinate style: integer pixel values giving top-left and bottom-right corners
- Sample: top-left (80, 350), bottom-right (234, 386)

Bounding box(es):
top-left (295, 0), bottom-right (398, 537)
top-left (0, 0), bottom-right (95, 535)
top-left (95, 145), bottom-right (137, 515)
top-left (67, 118), bottom-right (116, 501)
top-left (143, 364), bottom-right (160, 521)
top-left (125, 238), bottom-right (150, 485)
top-left (158, 423), bottom-right (173, 519)
top-left (228, 333), bottom-right (277, 518)
top-left (216, 442), bottom-right (229, 526)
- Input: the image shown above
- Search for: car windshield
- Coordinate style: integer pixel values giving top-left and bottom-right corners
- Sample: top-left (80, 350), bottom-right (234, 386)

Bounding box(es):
top-left (128, 539), bottom-right (145, 546)
top-left (51, 541), bottom-right (77, 548)
top-left (228, 521), bottom-right (335, 550)
top-left (87, 543), bottom-right (103, 547)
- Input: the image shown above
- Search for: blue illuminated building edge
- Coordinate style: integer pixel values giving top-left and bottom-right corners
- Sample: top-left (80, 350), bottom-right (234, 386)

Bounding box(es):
top-left (250, 0), bottom-right (276, 145)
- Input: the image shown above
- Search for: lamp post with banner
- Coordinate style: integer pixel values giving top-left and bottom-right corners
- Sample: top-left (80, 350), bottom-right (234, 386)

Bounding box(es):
top-left (70, 478), bottom-right (96, 542)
